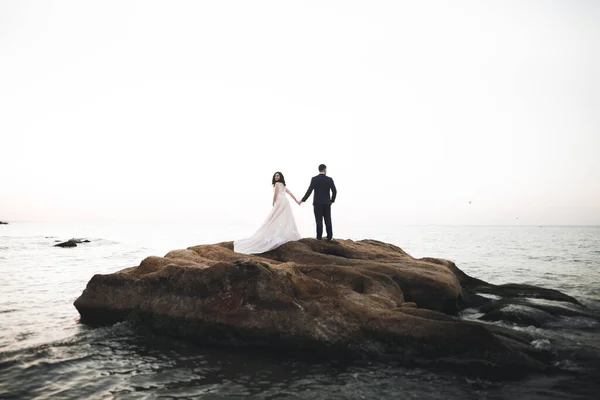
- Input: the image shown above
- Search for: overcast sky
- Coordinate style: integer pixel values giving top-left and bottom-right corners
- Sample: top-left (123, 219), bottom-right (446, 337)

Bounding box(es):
top-left (1, 0), bottom-right (599, 226)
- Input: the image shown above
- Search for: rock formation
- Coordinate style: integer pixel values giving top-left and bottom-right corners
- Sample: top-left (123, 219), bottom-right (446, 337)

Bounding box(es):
top-left (74, 238), bottom-right (589, 377)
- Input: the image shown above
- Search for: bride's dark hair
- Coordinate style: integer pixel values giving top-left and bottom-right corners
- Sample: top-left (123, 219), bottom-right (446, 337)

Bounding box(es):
top-left (272, 171), bottom-right (286, 186)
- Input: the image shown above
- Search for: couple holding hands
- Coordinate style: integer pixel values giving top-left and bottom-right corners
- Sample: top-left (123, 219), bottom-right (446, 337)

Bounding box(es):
top-left (234, 164), bottom-right (337, 254)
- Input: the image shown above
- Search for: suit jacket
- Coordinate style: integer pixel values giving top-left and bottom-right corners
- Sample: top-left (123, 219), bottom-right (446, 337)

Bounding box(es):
top-left (301, 174), bottom-right (337, 205)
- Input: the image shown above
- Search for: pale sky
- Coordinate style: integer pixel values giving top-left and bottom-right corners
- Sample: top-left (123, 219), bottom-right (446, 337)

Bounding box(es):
top-left (1, 0), bottom-right (599, 226)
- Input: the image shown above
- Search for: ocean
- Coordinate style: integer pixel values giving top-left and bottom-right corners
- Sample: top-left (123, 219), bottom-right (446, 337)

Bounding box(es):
top-left (1, 222), bottom-right (599, 399)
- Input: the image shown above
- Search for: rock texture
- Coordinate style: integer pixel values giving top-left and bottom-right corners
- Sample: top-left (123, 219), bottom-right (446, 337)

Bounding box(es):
top-left (74, 238), bottom-right (583, 377)
top-left (477, 297), bottom-right (597, 327)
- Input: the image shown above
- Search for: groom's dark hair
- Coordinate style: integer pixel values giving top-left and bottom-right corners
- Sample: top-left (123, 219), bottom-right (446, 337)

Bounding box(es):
top-left (318, 164), bottom-right (327, 172)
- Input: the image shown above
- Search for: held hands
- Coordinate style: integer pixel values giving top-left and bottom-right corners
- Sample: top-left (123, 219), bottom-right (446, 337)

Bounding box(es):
top-left (297, 200), bottom-right (302, 206)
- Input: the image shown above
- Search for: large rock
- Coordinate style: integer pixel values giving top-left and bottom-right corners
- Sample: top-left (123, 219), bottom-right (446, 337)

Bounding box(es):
top-left (74, 239), bottom-right (568, 377)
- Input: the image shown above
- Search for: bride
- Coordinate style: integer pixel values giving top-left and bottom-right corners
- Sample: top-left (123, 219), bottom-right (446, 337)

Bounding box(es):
top-left (233, 172), bottom-right (303, 254)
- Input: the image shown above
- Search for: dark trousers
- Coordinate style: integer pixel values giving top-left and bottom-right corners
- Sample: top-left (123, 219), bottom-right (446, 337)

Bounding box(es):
top-left (313, 204), bottom-right (332, 240)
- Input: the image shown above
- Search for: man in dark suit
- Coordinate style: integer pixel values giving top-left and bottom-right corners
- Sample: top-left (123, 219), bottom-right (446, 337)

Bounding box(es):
top-left (301, 164), bottom-right (337, 241)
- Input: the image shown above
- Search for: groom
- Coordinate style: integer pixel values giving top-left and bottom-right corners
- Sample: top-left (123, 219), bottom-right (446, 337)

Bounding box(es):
top-left (301, 164), bottom-right (337, 241)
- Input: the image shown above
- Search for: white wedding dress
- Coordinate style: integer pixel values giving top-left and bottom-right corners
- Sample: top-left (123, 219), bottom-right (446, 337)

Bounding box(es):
top-left (234, 182), bottom-right (302, 254)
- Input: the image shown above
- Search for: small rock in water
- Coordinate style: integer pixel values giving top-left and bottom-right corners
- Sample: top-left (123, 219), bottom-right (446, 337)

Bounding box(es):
top-left (0, 221), bottom-right (8, 225)
top-left (69, 238), bottom-right (91, 243)
top-left (54, 240), bottom-right (78, 248)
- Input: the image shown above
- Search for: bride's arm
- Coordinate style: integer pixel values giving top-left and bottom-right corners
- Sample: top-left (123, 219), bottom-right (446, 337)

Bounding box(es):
top-left (286, 188), bottom-right (301, 205)
top-left (272, 184), bottom-right (278, 206)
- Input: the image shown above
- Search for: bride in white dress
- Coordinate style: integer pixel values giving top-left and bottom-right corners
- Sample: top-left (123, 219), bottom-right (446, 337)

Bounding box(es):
top-left (233, 172), bottom-right (303, 254)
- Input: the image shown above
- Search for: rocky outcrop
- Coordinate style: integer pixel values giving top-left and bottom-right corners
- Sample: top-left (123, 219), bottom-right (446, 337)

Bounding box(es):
top-left (74, 238), bottom-right (583, 377)
top-left (0, 221), bottom-right (8, 225)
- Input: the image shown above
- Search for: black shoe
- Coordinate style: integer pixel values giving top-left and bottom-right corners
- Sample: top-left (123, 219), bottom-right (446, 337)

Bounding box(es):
top-left (317, 237), bottom-right (323, 240)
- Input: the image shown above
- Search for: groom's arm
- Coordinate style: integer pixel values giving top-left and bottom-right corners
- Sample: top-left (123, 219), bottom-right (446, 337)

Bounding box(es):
top-left (330, 179), bottom-right (337, 203)
top-left (301, 178), bottom-right (315, 203)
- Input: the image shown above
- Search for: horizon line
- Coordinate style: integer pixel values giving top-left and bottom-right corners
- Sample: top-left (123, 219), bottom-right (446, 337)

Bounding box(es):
top-left (2, 220), bottom-right (599, 228)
